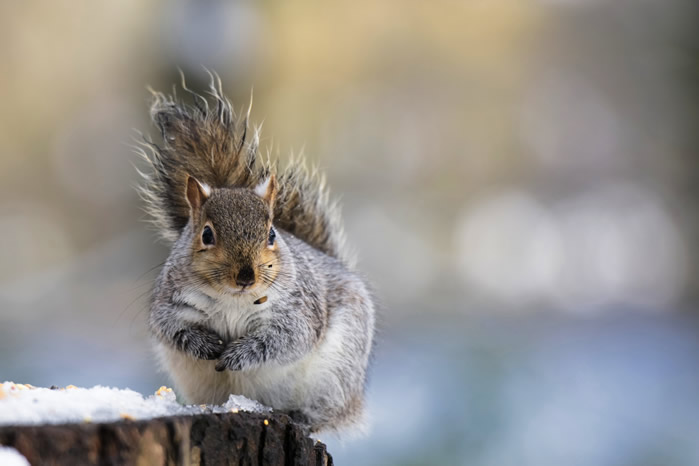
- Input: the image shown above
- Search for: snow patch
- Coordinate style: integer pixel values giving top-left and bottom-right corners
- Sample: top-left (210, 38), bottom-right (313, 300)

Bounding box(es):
top-left (0, 382), bottom-right (270, 427)
top-left (0, 446), bottom-right (30, 466)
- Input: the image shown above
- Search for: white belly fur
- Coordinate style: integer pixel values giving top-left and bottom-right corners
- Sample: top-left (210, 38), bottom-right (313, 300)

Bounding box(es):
top-left (156, 320), bottom-right (347, 410)
top-left (158, 287), bottom-right (351, 412)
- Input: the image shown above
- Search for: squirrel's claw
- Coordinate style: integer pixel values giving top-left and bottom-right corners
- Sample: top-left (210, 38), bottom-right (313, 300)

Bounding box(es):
top-left (215, 347), bottom-right (244, 372)
top-left (215, 337), bottom-right (265, 372)
top-left (214, 361), bottom-right (229, 372)
top-left (173, 326), bottom-right (225, 361)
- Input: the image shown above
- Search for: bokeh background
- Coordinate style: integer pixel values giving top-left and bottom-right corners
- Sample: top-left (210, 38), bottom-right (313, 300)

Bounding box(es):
top-left (1, 1), bottom-right (699, 464)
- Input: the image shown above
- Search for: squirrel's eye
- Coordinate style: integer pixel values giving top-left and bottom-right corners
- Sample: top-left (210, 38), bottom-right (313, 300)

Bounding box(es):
top-left (202, 226), bottom-right (215, 246)
top-left (267, 226), bottom-right (276, 246)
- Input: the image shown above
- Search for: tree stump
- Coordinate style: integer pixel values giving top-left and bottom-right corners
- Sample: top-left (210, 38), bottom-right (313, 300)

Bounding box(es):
top-left (0, 411), bottom-right (333, 466)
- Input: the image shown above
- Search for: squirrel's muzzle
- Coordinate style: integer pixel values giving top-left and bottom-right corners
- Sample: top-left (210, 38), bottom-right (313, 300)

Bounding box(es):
top-left (235, 265), bottom-right (256, 288)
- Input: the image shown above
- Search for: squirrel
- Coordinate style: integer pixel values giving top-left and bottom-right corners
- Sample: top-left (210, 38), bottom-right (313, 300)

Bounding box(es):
top-left (135, 76), bottom-right (376, 434)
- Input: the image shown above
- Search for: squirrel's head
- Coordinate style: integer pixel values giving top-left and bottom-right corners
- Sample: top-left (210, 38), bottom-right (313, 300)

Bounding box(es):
top-left (184, 174), bottom-right (281, 295)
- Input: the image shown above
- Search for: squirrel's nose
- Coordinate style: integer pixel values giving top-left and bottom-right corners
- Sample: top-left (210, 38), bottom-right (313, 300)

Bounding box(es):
top-left (236, 266), bottom-right (256, 288)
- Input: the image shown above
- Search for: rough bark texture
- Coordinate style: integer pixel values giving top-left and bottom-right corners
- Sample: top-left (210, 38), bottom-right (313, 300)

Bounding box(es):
top-left (0, 411), bottom-right (333, 466)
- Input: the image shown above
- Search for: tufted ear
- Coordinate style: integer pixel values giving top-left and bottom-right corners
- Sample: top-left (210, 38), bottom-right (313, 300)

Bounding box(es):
top-left (185, 175), bottom-right (211, 215)
top-left (254, 175), bottom-right (278, 209)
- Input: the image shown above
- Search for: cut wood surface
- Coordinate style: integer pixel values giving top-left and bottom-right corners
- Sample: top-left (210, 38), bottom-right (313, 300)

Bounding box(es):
top-left (0, 411), bottom-right (333, 466)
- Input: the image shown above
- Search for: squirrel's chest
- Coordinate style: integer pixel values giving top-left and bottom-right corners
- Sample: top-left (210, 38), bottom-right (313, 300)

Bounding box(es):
top-left (207, 298), bottom-right (261, 340)
top-left (178, 288), bottom-right (276, 341)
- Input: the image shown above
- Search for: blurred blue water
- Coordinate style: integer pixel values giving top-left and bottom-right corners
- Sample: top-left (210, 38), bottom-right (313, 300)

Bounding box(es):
top-left (326, 313), bottom-right (699, 466)
top-left (1, 247), bottom-right (698, 466)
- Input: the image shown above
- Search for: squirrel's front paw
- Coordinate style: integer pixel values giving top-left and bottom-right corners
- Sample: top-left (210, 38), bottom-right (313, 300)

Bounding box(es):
top-left (215, 338), bottom-right (265, 372)
top-left (173, 326), bottom-right (225, 360)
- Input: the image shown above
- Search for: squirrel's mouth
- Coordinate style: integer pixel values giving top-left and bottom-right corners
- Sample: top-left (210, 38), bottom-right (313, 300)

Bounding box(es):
top-left (224, 285), bottom-right (257, 296)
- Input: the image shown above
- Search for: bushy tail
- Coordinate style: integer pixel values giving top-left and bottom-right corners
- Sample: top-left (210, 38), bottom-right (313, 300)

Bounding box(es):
top-left (135, 75), bottom-right (351, 265)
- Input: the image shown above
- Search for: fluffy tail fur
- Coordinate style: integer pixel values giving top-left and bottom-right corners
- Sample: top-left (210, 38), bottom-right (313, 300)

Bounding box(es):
top-left (135, 74), bottom-right (351, 265)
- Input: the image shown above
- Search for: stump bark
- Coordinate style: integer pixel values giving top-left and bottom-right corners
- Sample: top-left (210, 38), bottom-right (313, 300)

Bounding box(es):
top-left (0, 411), bottom-right (333, 466)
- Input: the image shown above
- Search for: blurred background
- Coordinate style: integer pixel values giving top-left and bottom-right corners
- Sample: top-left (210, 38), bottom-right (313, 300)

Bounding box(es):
top-left (1, 0), bottom-right (698, 464)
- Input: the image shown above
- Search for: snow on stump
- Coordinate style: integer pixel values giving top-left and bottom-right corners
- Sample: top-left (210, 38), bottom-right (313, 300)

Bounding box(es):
top-left (0, 382), bottom-right (333, 466)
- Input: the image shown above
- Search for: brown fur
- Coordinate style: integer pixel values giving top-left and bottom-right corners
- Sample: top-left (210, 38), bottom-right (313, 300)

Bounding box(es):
top-left (135, 75), bottom-right (352, 265)
top-left (188, 186), bottom-right (279, 293)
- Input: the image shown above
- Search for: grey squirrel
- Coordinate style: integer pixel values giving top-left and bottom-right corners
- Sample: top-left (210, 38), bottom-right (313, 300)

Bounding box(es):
top-left (136, 76), bottom-right (375, 434)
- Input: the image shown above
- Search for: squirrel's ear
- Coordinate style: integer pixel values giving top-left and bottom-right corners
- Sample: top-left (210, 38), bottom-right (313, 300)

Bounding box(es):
top-left (254, 175), bottom-right (278, 208)
top-left (185, 176), bottom-right (211, 214)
